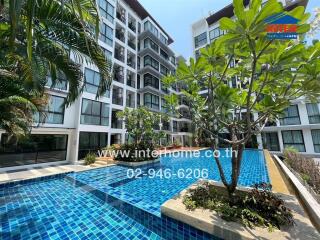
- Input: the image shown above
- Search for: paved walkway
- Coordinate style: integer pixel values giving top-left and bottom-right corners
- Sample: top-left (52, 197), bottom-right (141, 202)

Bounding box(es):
top-left (264, 150), bottom-right (295, 195)
top-left (0, 160), bottom-right (114, 184)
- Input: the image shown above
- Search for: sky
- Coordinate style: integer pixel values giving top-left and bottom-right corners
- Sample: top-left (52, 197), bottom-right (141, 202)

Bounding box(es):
top-left (139, 0), bottom-right (320, 59)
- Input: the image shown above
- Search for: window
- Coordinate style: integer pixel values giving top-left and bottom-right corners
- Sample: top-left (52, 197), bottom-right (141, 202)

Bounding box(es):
top-left (102, 48), bottom-right (112, 61)
top-left (144, 38), bottom-right (159, 52)
top-left (194, 32), bottom-right (207, 48)
top-left (160, 33), bottom-right (168, 45)
top-left (160, 49), bottom-right (169, 60)
top-left (173, 121), bottom-right (178, 132)
top-left (34, 95), bottom-right (65, 124)
top-left (161, 98), bottom-right (168, 113)
top-left (282, 130), bottom-right (305, 152)
top-left (84, 68), bottom-right (110, 97)
top-left (81, 99), bottom-right (110, 126)
top-left (144, 21), bottom-right (158, 37)
top-left (262, 132), bottom-right (280, 151)
top-left (78, 132), bottom-right (108, 160)
top-left (98, 0), bottom-right (114, 23)
top-left (144, 73), bottom-right (159, 89)
top-left (160, 65), bottom-right (169, 76)
top-left (112, 86), bottom-right (123, 105)
top-left (144, 93), bottom-right (159, 110)
top-left (99, 22), bottom-right (113, 46)
top-left (144, 55), bottom-right (159, 70)
top-left (306, 103), bottom-right (320, 124)
top-left (0, 134), bottom-right (68, 167)
top-left (209, 27), bottom-right (224, 41)
top-left (46, 72), bottom-right (67, 90)
top-left (311, 129), bottom-right (320, 153)
top-left (279, 105), bottom-right (300, 125)
top-left (137, 93), bottom-right (140, 106)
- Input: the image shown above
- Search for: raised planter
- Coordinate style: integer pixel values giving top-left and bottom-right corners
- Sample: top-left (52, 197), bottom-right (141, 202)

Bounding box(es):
top-left (273, 154), bottom-right (320, 231)
top-left (161, 180), bottom-right (320, 240)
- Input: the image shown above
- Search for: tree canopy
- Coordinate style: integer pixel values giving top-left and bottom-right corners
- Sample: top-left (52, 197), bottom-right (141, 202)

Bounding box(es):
top-left (163, 0), bottom-right (320, 197)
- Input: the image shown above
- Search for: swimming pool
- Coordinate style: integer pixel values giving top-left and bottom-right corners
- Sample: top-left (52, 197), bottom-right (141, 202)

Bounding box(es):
top-left (70, 149), bottom-right (269, 215)
top-left (0, 149), bottom-right (269, 239)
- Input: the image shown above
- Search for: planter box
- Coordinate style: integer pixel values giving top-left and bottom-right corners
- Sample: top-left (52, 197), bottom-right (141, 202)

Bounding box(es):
top-left (161, 180), bottom-right (320, 240)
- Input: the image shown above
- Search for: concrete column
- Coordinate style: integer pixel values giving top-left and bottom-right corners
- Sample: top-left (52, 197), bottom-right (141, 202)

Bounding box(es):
top-left (278, 130), bottom-right (284, 153)
top-left (303, 129), bottom-right (315, 154)
top-left (257, 133), bottom-right (263, 149)
top-left (299, 103), bottom-right (309, 125)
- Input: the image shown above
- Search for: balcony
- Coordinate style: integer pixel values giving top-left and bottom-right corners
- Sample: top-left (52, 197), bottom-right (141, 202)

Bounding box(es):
top-left (116, 5), bottom-right (126, 24)
top-left (116, 27), bottom-right (125, 43)
top-left (114, 44), bottom-right (125, 62)
top-left (128, 35), bottom-right (136, 50)
top-left (127, 52), bottom-right (136, 69)
top-left (128, 16), bottom-right (136, 32)
top-left (127, 71), bottom-right (135, 88)
top-left (113, 65), bottom-right (124, 83)
top-left (111, 110), bottom-right (123, 129)
top-left (112, 86), bottom-right (123, 106)
top-left (126, 91), bottom-right (135, 108)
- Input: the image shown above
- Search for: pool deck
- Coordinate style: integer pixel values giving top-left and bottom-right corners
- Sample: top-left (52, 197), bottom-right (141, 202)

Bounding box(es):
top-left (264, 150), bottom-right (295, 195)
top-left (0, 161), bottom-right (115, 184)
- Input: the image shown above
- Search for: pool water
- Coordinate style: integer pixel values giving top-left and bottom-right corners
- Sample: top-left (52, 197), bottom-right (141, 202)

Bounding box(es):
top-left (70, 149), bottom-right (269, 215)
top-left (0, 149), bottom-right (269, 240)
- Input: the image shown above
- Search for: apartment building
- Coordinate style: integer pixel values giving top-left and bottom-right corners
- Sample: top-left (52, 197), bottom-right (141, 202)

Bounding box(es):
top-left (191, 0), bottom-right (320, 156)
top-left (0, 0), bottom-right (192, 169)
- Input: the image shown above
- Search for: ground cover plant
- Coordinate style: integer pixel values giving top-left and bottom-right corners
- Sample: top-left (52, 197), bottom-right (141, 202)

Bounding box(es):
top-left (183, 182), bottom-right (294, 231)
top-left (284, 148), bottom-right (320, 194)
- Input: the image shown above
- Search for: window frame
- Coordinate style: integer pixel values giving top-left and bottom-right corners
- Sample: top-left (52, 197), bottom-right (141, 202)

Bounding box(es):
top-left (80, 98), bottom-right (110, 126)
top-left (98, 0), bottom-right (114, 23)
top-left (311, 129), bottom-right (320, 153)
top-left (194, 32), bottom-right (207, 48)
top-left (279, 105), bottom-right (301, 126)
top-left (144, 93), bottom-right (159, 110)
top-left (282, 130), bottom-right (306, 152)
top-left (99, 22), bottom-right (113, 46)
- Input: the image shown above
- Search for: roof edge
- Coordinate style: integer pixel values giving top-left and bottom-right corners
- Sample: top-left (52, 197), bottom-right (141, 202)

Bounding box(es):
top-left (123, 0), bottom-right (174, 44)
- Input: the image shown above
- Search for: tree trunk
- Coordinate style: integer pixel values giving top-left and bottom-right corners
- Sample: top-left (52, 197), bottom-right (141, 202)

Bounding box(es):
top-left (227, 144), bottom-right (244, 202)
top-left (211, 142), bottom-right (245, 203)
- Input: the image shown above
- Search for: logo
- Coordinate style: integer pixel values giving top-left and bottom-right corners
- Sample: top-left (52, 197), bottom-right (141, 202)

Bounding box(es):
top-left (265, 13), bottom-right (299, 39)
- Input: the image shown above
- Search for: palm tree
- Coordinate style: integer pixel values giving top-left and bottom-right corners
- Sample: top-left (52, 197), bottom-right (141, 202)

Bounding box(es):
top-left (0, 0), bottom-right (112, 136)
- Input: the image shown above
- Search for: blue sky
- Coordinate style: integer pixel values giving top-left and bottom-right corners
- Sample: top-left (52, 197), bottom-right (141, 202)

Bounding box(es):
top-left (139, 0), bottom-right (319, 59)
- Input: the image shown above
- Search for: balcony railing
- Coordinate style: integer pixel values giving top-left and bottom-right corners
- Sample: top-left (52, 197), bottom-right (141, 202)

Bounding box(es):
top-left (115, 50), bottom-right (124, 62)
top-left (126, 99), bottom-right (135, 108)
top-left (116, 29), bottom-right (125, 42)
top-left (116, 11), bottom-right (126, 24)
top-left (127, 58), bottom-right (135, 69)
top-left (128, 22), bottom-right (136, 32)
top-left (128, 40), bottom-right (136, 50)
top-left (111, 119), bottom-right (123, 129)
top-left (112, 96), bottom-right (123, 106)
top-left (127, 77), bottom-right (135, 88)
top-left (114, 71), bottom-right (124, 83)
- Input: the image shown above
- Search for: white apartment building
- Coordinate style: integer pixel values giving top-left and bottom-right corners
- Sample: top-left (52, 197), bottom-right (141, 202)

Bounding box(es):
top-left (0, 0), bottom-right (192, 170)
top-left (191, 0), bottom-right (320, 156)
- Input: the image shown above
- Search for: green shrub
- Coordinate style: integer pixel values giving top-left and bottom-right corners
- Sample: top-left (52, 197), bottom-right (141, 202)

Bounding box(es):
top-left (183, 182), bottom-right (294, 231)
top-left (284, 148), bottom-right (320, 194)
top-left (84, 152), bottom-right (96, 165)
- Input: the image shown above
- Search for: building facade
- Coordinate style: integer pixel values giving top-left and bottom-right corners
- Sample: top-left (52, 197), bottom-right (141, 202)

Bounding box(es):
top-left (191, 0), bottom-right (320, 156)
top-left (0, 0), bottom-right (192, 169)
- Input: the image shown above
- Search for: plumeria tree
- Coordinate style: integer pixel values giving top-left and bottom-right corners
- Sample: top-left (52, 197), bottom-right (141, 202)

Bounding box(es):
top-left (164, 0), bottom-right (320, 199)
top-left (117, 107), bottom-right (168, 146)
top-left (0, 0), bottom-right (112, 136)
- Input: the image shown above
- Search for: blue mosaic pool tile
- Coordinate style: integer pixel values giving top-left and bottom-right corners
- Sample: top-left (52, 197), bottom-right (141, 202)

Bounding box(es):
top-left (69, 149), bottom-right (270, 216)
